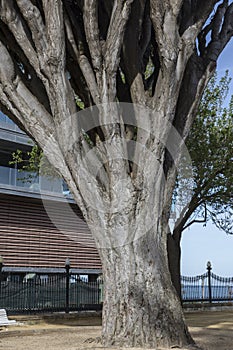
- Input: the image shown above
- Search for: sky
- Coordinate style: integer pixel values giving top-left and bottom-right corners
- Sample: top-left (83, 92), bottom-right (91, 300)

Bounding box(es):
top-left (181, 39), bottom-right (233, 278)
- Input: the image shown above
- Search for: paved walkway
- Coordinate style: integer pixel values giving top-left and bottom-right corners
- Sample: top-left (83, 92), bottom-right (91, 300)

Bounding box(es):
top-left (0, 310), bottom-right (233, 349)
top-left (186, 310), bottom-right (233, 350)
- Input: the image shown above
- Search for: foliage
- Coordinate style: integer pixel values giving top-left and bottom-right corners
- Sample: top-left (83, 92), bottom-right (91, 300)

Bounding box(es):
top-left (10, 145), bottom-right (42, 174)
top-left (174, 72), bottom-right (233, 235)
top-left (10, 145), bottom-right (57, 180)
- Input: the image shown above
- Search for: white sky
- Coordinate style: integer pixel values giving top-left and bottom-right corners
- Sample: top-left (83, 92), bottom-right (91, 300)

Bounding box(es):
top-left (181, 39), bottom-right (233, 277)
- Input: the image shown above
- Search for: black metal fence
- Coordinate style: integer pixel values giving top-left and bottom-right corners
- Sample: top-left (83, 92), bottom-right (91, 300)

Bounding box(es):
top-left (0, 273), bottom-right (103, 314)
top-left (1, 264), bottom-right (233, 313)
top-left (181, 263), bottom-right (233, 303)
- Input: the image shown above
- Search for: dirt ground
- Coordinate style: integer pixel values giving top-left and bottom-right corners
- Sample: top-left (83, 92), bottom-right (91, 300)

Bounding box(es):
top-left (1, 310), bottom-right (233, 350)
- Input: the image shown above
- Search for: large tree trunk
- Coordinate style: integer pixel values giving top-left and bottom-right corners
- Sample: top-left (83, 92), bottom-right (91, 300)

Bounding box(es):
top-left (98, 226), bottom-right (193, 348)
top-left (1, 1), bottom-right (232, 349)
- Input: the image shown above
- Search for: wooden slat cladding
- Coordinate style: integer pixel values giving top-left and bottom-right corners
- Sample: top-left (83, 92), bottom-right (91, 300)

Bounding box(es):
top-left (0, 194), bottom-right (101, 270)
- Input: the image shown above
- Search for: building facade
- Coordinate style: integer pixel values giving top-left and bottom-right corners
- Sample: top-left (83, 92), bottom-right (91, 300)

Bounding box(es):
top-left (0, 111), bottom-right (101, 279)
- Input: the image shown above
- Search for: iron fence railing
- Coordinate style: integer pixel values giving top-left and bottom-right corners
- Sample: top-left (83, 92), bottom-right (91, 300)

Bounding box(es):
top-left (0, 273), bottom-right (102, 314)
top-left (1, 265), bottom-right (233, 313)
top-left (181, 267), bottom-right (233, 303)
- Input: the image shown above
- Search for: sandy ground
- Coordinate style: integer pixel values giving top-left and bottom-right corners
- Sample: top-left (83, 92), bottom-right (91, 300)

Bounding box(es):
top-left (1, 310), bottom-right (233, 350)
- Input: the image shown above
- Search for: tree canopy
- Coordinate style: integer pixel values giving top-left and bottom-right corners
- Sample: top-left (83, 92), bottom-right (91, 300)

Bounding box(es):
top-left (173, 71), bottom-right (233, 235)
top-left (186, 73), bottom-right (233, 234)
top-left (168, 71), bottom-right (233, 298)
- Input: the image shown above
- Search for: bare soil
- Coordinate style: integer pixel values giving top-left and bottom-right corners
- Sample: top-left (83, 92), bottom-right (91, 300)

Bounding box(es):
top-left (0, 310), bottom-right (233, 350)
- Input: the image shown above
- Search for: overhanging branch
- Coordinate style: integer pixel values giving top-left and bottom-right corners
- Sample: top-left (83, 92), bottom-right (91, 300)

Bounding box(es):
top-left (182, 202), bottom-right (207, 231)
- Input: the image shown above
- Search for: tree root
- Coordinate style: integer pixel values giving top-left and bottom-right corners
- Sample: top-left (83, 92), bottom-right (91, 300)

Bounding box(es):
top-left (83, 339), bottom-right (203, 350)
top-left (83, 336), bottom-right (102, 344)
top-left (178, 345), bottom-right (203, 350)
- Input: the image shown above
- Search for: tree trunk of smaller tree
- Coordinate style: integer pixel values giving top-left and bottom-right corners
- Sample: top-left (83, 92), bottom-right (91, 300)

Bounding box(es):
top-left (167, 232), bottom-right (182, 301)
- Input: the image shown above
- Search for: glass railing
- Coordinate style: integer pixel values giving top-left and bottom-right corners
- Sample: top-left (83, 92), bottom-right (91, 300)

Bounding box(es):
top-left (0, 111), bottom-right (22, 132)
top-left (0, 111), bottom-right (73, 199)
top-left (0, 166), bottom-right (72, 198)
top-left (0, 111), bottom-right (32, 146)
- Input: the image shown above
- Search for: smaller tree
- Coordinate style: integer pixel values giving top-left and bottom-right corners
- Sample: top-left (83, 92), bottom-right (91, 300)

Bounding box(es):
top-left (168, 72), bottom-right (233, 298)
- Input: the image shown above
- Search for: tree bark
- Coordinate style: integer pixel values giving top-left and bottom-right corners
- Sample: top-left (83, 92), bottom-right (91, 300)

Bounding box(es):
top-left (98, 226), bottom-right (193, 348)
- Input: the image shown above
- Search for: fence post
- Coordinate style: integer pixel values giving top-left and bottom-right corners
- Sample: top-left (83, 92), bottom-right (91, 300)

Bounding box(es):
top-left (65, 258), bottom-right (70, 313)
top-left (207, 261), bottom-right (212, 303)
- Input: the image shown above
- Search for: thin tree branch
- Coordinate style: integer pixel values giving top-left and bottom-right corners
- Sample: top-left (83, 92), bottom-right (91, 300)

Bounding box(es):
top-left (64, 13), bottom-right (100, 104)
top-left (16, 0), bottom-right (47, 58)
top-left (198, 1), bottom-right (233, 61)
top-left (121, 0), bottom-right (147, 105)
top-left (104, 0), bottom-right (134, 76)
top-left (42, 0), bottom-right (65, 68)
top-left (179, 0), bottom-right (220, 36)
top-left (171, 165), bottom-right (227, 242)
top-left (182, 202), bottom-right (207, 231)
top-left (0, 19), bottom-right (50, 112)
top-left (172, 195), bottom-right (201, 243)
top-left (83, 0), bottom-right (102, 80)
top-left (0, 0), bottom-right (41, 77)
top-left (212, 0), bottom-right (228, 41)
top-left (206, 3), bottom-right (233, 61)
top-left (0, 40), bottom-right (54, 137)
